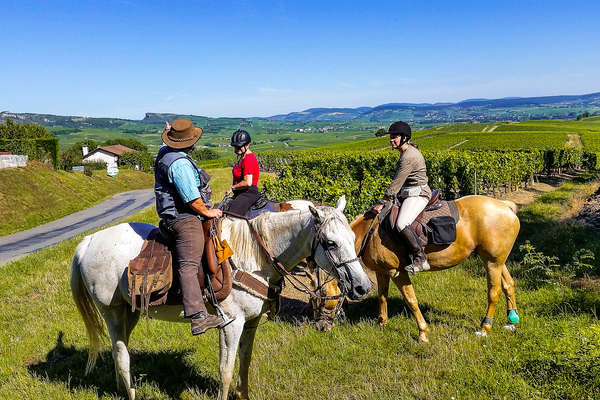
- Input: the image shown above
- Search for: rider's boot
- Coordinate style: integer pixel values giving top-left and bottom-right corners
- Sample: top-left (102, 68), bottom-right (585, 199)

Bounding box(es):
top-left (190, 312), bottom-right (234, 336)
top-left (400, 226), bottom-right (430, 274)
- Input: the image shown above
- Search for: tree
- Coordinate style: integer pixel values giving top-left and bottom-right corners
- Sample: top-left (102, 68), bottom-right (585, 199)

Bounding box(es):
top-left (0, 119), bottom-right (52, 139)
top-left (375, 128), bottom-right (387, 137)
top-left (190, 148), bottom-right (219, 161)
top-left (102, 138), bottom-right (148, 152)
top-left (59, 140), bottom-right (98, 170)
top-left (577, 111), bottom-right (590, 120)
top-left (119, 151), bottom-right (154, 172)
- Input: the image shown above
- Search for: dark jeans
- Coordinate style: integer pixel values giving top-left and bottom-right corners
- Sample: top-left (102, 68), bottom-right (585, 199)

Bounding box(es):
top-left (229, 186), bottom-right (260, 215)
top-left (162, 216), bottom-right (207, 318)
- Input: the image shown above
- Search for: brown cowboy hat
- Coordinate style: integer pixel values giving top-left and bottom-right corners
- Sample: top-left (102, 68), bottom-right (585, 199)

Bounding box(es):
top-left (162, 118), bottom-right (203, 149)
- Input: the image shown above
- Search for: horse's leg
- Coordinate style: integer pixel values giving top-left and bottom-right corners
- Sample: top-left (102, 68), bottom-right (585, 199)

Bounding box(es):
top-left (501, 264), bottom-right (519, 330)
top-left (234, 318), bottom-right (260, 400)
top-left (478, 255), bottom-right (505, 336)
top-left (218, 317), bottom-right (245, 400)
top-left (375, 271), bottom-right (390, 326)
top-left (104, 305), bottom-right (136, 400)
top-left (392, 271), bottom-right (429, 343)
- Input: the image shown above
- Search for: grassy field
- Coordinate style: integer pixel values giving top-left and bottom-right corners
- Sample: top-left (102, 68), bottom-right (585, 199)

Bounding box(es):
top-left (315, 120), bottom-right (600, 153)
top-left (0, 162), bottom-right (154, 237)
top-left (1, 179), bottom-right (599, 399)
top-left (0, 165), bottom-right (234, 237)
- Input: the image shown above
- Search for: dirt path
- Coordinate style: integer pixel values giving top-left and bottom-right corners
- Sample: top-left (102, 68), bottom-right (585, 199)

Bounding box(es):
top-left (496, 172), bottom-right (582, 209)
top-left (448, 139), bottom-right (469, 150)
top-left (566, 134), bottom-right (583, 148)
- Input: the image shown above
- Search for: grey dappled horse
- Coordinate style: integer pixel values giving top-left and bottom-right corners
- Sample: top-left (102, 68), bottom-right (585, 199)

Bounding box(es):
top-left (70, 197), bottom-right (372, 400)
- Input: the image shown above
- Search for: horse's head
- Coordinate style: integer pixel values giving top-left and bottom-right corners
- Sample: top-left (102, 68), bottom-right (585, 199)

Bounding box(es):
top-left (308, 196), bottom-right (372, 301)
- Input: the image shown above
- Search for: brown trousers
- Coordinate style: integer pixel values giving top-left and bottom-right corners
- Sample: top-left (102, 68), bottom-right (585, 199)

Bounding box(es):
top-left (162, 216), bottom-right (207, 318)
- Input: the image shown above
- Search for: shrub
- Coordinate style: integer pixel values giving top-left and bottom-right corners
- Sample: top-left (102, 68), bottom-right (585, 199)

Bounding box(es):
top-left (0, 120), bottom-right (59, 168)
top-left (190, 148), bottom-right (219, 161)
top-left (119, 151), bottom-right (154, 172)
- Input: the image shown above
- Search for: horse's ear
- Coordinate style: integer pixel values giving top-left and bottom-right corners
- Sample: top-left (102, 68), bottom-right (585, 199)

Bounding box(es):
top-left (309, 205), bottom-right (323, 224)
top-left (335, 195), bottom-right (346, 212)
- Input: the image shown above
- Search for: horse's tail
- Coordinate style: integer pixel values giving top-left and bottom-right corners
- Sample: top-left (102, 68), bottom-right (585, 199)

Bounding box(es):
top-left (500, 200), bottom-right (518, 215)
top-left (70, 235), bottom-right (105, 375)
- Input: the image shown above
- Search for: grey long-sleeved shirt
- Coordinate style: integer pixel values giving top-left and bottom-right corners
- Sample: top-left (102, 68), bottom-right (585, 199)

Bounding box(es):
top-left (383, 144), bottom-right (432, 200)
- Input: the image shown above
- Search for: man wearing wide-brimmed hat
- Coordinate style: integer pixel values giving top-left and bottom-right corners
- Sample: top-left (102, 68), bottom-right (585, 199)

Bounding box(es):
top-left (154, 118), bottom-right (232, 335)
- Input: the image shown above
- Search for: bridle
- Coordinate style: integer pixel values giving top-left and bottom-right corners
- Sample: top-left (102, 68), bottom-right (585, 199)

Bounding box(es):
top-left (223, 209), bottom-right (357, 306)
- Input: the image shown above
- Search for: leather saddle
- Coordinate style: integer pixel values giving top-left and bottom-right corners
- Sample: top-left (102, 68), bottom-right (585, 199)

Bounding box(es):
top-left (383, 189), bottom-right (460, 246)
top-left (128, 218), bottom-right (233, 314)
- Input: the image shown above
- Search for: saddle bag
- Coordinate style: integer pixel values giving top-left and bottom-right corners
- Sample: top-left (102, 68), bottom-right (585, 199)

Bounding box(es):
top-left (427, 216), bottom-right (456, 245)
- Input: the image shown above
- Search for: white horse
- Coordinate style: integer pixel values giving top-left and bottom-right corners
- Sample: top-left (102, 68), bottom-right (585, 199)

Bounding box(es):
top-left (70, 197), bottom-right (372, 400)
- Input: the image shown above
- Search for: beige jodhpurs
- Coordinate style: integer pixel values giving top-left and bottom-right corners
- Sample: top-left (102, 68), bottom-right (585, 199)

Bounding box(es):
top-left (396, 196), bottom-right (429, 231)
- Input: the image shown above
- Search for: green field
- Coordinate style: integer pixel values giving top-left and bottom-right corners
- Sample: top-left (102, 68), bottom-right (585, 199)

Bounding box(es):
top-left (0, 164), bottom-right (233, 237)
top-left (0, 163), bottom-right (155, 236)
top-left (1, 178), bottom-right (599, 399)
top-left (307, 119), bottom-right (600, 153)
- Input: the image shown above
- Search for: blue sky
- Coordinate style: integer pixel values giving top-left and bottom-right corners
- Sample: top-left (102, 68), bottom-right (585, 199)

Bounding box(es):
top-left (2, 0), bottom-right (599, 119)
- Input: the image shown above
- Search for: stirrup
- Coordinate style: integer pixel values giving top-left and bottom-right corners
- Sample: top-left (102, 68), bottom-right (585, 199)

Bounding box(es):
top-left (404, 259), bottom-right (430, 275)
top-left (213, 302), bottom-right (236, 327)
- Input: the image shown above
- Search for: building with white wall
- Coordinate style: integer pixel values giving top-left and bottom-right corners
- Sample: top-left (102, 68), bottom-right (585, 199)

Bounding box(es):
top-left (82, 145), bottom-right (136, 168)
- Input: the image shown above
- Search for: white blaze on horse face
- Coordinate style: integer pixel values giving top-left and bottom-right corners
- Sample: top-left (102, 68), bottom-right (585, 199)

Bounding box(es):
top-left (312, 209), bottom-right (372, 299)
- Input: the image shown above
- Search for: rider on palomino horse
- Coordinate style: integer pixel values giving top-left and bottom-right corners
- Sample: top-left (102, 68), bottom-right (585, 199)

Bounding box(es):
top-left (225, 129), bottom-right (261, 215)
top-left (155, 118), bottom-right (233, 335)
top-left (372, 120), bottom-right (432, 274)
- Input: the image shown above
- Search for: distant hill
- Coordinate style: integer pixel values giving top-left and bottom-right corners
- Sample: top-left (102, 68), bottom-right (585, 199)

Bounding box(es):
top-left (2, 92), bottom-right (599, 127)
top-left (266, 92), bottom-right (600, 123)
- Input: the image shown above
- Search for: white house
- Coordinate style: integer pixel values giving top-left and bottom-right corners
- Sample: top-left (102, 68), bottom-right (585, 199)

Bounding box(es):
top-left (82, 144), bottom-right (136, 168)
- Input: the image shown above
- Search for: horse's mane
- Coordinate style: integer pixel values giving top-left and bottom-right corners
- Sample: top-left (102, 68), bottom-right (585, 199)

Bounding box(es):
top-left (223, 206), bottom-right (346, 273)
top-left (222, 210), bottom-right (307, 273)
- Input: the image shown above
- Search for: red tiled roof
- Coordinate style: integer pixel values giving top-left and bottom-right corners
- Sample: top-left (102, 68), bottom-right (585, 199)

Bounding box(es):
top-left (83, 144), bottom-right (136, 159)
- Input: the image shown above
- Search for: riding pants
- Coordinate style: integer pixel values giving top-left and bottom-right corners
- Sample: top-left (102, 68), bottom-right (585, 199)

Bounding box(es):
top-left (162, 216), bottom-right (207, 318)
top-left (396, 196), bottom-right (429, 231)
top-left (228, 186), bottom-right (260, 215)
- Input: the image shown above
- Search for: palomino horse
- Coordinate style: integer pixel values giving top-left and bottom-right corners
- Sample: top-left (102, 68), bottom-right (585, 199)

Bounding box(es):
top-left (312, 195), bottom-right (520, 343)
top-left (70, 197), bottom-right (372, 400)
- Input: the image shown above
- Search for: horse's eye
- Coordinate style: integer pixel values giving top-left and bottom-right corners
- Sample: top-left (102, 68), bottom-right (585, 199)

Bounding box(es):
top-left (325, 240), bottom-right (337, 249)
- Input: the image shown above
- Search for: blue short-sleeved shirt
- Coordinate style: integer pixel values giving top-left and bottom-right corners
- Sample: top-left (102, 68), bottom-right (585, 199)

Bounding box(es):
top-left (168, 155), bottom-right (201, 203)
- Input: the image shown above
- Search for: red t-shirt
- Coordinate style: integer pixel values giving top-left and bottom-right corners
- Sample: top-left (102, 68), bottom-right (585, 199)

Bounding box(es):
top-left (232, 153), bottom-right (260, 186)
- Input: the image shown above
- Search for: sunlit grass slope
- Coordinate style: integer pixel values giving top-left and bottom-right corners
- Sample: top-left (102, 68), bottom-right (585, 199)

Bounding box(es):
top-left (1, 181), bottom-right (599, 399)
top-left (0, 162), bottom-right (154, 236)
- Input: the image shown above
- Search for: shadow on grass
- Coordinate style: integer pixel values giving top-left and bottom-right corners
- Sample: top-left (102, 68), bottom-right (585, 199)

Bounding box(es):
top-left (27, 331), bottom-right (219, 399)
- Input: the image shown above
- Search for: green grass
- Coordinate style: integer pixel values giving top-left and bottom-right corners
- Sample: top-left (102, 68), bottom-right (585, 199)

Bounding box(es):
top-left (515, 172), bottom-right (600, 269)
top-left (0, 165), bottom-right (236, 237)
top-left (1, 180), bottom-right (600, 399)
top-left (0, 163), bottom-right (155, 237)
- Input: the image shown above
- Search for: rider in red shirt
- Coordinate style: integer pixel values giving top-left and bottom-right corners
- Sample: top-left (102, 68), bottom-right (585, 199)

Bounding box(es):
top-left (225, 130), bottom-right (260, 215)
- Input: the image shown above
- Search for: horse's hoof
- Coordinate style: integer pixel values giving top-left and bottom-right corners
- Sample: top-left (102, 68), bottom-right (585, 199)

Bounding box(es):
top-left (128, 388), bottom-right (135, 400)
top-left (314, 320), bottom-right (333, 332)
top-left (475, 331), bottom-right (487, 337)
top-left (418, 333), bottom-right (429, 343)
top-left (503, 324), bottom-right (516, 332)
top-left (234, 390), bottom-right (249, 400)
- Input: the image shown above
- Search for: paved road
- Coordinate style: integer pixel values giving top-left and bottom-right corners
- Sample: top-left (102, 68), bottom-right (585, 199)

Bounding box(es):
top-left (0, 189), bottom-right (155, 266)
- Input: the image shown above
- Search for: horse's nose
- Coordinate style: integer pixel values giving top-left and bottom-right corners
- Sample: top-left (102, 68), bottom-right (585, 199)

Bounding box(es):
top-left (352, 281), bottom-right (370, 299)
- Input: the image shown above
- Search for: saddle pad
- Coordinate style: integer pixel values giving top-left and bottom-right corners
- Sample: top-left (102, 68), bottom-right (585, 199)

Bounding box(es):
top-left (382, 200), bottom-right (460, 247)
top-left (128, 228), bottom-right (173, 313)
top-left (248, 202), bottom-right (275, 219)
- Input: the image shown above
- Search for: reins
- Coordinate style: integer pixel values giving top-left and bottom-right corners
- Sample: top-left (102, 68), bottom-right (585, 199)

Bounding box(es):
top-left (222, 210), bottom-right (328, 300)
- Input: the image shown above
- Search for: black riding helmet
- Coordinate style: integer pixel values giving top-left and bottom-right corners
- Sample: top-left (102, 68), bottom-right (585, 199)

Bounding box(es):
top-left (387, 121), bottom-right (411, 145)
top-left (230, 129), bottom-right (251, 147)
